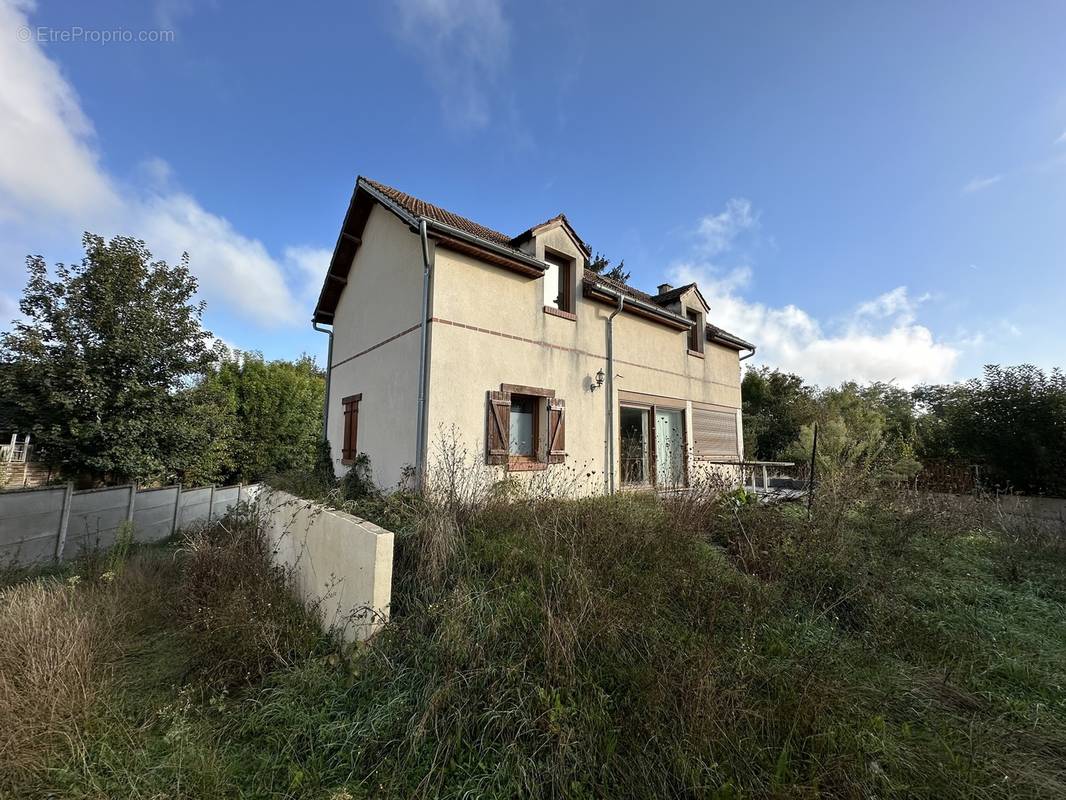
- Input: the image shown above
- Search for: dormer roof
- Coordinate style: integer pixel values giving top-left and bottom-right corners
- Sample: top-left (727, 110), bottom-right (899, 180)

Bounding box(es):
top-left (510, 213), bottom-right (592, 257)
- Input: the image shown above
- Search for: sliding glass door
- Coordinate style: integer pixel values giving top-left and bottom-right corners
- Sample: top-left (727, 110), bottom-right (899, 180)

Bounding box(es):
top-left (654, 408), bottom-right (685, 487)
top-left (619, 403), bottom-right (686, 488)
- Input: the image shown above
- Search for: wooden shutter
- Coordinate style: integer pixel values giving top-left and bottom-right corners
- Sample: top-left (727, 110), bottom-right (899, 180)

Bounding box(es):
top-left (691, 406), bottom-right (738, 460)
top-left (341, 394), bottom-right (361, 463)
top-left (486, 390), bottom-right (511, 465)
top-left (548, 398), bottom-right (566, 463)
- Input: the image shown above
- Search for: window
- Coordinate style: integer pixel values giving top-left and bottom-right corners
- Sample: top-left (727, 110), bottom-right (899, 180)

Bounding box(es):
top-left (509, 395), bottom-right (538, 458)
top-left (341, 394), bottom-right (361, 464)
top-left (686, 308), bottom-right (703, 353)
top-left (620, 406), bottom-right (650, 484)
top-left (543, 251), bottom-right (573, 313)
top-left (486, 385), bottom-right (566, 468)
top-left (620, 402), bottom-right (687, 487)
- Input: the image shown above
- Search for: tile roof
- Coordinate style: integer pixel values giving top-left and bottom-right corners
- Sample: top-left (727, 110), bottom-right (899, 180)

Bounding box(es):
top-left (512, 213), bottom-right (592, 255)
top-left (357, 178), bottom-right (753, 349)
top-left (651, 283), bottom-right (697, 305)
top-left (583, 269), bottom-right (655, 302)
top-left (361, 177), bottom-right (514, 247)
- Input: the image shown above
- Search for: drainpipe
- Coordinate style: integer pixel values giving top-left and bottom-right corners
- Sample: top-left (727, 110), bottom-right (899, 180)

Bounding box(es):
top-left (415, 218), bottom-right (433, 483)
top-left (312, 321), bottom-right (333, 439)
top-left (739, 346), bottom-right (757, 361)
top-left (604, 290), bottom-right (625, 495)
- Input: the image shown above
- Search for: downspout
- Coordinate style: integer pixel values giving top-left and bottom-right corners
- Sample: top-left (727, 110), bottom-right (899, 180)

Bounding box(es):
top-left (312, 321), bottom-right (333, 439)
top-left (605, 291), bottom-right (624, 495)
top-left (739, 346), bottom-right (757, 361)
top-left (415, 218), bottom-right (433, 484)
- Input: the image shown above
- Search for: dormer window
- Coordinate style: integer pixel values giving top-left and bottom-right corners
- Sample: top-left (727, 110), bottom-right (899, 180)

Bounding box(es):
top-left (543, 251), bottom-right (574, 314)
top-left (686, 308), bottom-right (704, 353)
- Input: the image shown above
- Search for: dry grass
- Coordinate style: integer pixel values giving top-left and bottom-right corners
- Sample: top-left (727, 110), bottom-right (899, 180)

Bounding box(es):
top-left (0, 577), bottom-right (121, 788)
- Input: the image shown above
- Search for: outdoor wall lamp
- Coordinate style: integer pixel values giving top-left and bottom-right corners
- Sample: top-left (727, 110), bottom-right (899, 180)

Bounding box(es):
top-left (590, 368), bottom-right (605, 391)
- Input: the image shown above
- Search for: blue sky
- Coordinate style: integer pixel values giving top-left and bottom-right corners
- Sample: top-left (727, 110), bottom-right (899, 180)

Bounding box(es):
top-left (2, 0), bottom-right (1064, 386)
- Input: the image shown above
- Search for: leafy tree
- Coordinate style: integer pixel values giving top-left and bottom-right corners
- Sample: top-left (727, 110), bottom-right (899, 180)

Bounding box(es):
top-left (195, 352), bottom-right (324, 482)
top-left (740, 366), bottom-right (817, 459)
top-left (0, 234), bottom-right (217, 485)
top-left (914, 365), bottom-right (1066, 494)
top-left (587, 251), bottom-right (630, 284)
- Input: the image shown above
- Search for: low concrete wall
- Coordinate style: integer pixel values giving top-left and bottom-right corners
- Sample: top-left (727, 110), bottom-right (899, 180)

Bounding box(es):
top-left (257, 488), bottom-right (394, 642)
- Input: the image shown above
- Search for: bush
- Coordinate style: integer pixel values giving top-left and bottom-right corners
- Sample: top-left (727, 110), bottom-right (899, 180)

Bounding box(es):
top-left (0, 578), bottom-right (119, 788)
top-left (176, 514), bottom-right (325, 688)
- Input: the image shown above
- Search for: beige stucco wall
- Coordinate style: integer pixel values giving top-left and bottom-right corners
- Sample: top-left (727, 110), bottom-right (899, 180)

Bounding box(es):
top-left (259, 488), bottom-right (393, 642)
top-left (327, 205), bottom-right (423, 487)
top-left (425, 222), bottom-right (745, 493)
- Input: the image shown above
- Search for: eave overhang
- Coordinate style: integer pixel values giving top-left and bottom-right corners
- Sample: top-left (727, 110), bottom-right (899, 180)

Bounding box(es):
top-left (313, 178), bottom-right (547, 324)
top-left (583, 280), bottom-right (692, 331)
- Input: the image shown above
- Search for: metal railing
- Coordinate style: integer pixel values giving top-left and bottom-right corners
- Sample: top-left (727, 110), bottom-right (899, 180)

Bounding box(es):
top-left (1, 439), bottom-right (32, 464)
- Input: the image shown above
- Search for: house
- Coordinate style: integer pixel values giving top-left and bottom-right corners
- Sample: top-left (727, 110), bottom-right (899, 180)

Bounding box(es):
top-left (312, 177), bottom-right (755, 494)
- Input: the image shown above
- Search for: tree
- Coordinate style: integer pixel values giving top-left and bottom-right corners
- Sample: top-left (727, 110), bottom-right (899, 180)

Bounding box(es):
top-left (0, 234), bottom-right (217, 485)
top-left (740, 366), bottom-right (817, 460)
top-left (914, 365), bottom-right (1066, 494)
top-left (195, 352), bottom-right (324, 482)
top-left (587, 251), bottom-right (630, 284)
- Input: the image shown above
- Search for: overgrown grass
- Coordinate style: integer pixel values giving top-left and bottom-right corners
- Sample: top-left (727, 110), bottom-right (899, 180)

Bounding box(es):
top-left (2, 481), bottom-right (1065, 799)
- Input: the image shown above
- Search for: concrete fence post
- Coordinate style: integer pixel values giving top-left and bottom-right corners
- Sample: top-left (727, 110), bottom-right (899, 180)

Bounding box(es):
top-left (207, 485), bottom-right (216, 523)
top-left (170, 483), bottom-right (182, 536)
top-left (237, 482), bottom-right (243, 505)
top-left (126, 483), bottom-right (137, 525)
top-left (54, 481), bottom-right (74, 562)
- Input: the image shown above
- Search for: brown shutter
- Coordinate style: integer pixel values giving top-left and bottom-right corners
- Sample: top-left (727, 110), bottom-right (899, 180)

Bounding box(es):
top-left (486, 390), bottom-right (511, 465)
top-left (341, 405), bottom-right (352, 462)
top-left (341, 394), bottom-right (361, 464)
top-left (691, 406), bottom-right (738, 460)
top-left (548, 398), bottom-right (566, 463)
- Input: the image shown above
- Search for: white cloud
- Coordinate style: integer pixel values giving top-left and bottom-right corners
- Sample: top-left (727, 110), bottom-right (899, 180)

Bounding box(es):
top-left (962, 174), bottom-right (1002, 193)
top-left (0, 0), bottom-right (322, 328)
top-left (389, 0), bottom-right (510, 130)
top-left (0, 0), bottom-right (119, 224)
top-left (855, 286), bottom-right (930, 326)
top-left (284, 245), bottom-right (334, 302)
top-left (670, 200), bottom-right (959, 387)
top-left (695, 198), bottom-right (756, 256)
top-left (1056, 130), bottom-right (1066, 145)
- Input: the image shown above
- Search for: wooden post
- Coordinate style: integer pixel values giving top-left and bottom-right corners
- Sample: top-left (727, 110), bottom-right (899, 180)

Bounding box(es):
top-left (55, 481), bottom-right (74, 562)
top-left (807, 423), bottom-right (819, 517)
top-left (170, 484), bottom-right (182, 536)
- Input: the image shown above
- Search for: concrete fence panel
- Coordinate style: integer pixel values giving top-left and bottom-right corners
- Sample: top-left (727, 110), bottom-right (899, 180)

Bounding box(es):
top-left (0, 481), bottom-right (259, 566)
top-left (177, 487), bottom-right (212, 529)
top-left (64, 486), bottom-right (132, 560)
top-left (133, 486), bottom-right (180, 543)
top-left (258, 488), bottom-right (394, 642)
top-left (211, 486), bottom-right (240, 520)
top-left (0, 485), bottom-right (67, 563)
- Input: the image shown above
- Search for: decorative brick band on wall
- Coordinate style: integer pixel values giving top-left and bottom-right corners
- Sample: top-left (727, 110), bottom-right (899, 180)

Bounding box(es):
top-left (330, 323), bottom-right (422, 370)
top-left (430, 316), bottom-right (740, 391)
top-left (325, 315), bottom-right (741, 393)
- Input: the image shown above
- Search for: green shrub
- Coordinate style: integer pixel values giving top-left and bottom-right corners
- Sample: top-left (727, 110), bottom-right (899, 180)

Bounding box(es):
top-left (176, 514), bottom-right (325, 688)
